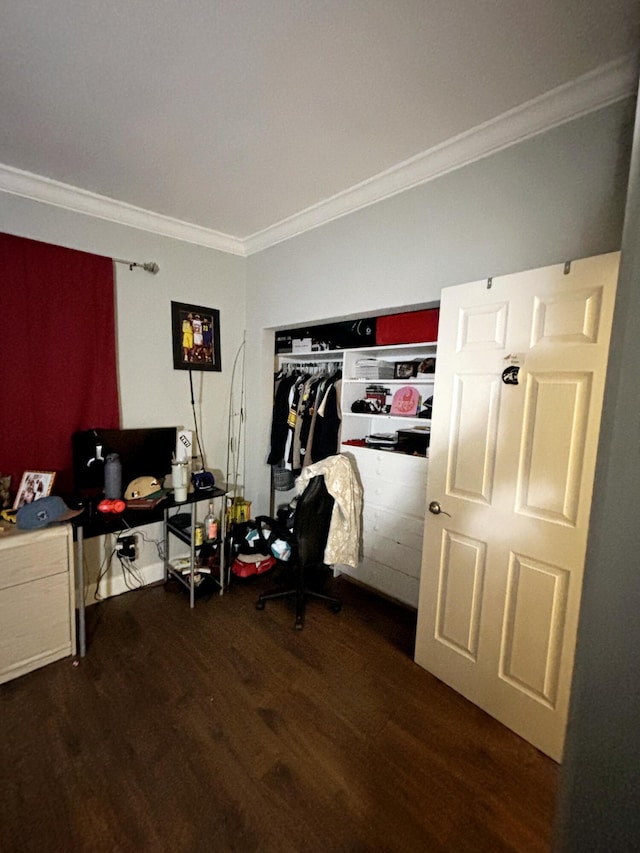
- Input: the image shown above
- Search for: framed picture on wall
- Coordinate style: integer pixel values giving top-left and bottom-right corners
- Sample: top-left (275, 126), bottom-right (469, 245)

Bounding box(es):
top-left (13, 471), bottom-right (56, 509)
top-left (171, 301), bottom-right (221, 371)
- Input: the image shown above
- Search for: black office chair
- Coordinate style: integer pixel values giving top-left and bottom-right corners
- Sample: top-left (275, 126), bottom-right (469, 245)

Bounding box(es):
top-left (256, 475), bottom-right (342, 629)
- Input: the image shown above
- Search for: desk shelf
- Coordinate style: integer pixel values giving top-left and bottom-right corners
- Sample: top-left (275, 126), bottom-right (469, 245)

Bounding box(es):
top-left (164, 489), bottom-right (227, 608)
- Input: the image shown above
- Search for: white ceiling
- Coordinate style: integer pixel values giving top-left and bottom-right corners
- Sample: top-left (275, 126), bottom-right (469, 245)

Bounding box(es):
top-left (1, 1), bottom-right (638, 255)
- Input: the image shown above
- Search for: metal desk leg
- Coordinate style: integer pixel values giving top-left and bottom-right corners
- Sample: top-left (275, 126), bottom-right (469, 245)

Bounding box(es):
top-left (220, 497), bottom-right (227, 593)
top-left (76, 526), bottom-right (86, 657)
top-left (189, 501), bottom-right (196, 609)
top-left (163, 507), bottom-right (169, 581)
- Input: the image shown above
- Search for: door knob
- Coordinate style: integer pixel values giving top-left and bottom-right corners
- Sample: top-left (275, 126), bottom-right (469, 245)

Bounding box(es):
top-left (429, 500), bottom-right (451, 517)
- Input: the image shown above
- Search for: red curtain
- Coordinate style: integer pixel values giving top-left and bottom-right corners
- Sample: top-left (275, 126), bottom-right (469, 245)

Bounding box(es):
top-left (0, 233), bottom-right (120, 499)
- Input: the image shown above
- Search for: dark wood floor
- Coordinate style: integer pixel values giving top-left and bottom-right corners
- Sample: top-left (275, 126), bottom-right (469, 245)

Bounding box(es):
top-left (0, 573), bottom-right (558, 852)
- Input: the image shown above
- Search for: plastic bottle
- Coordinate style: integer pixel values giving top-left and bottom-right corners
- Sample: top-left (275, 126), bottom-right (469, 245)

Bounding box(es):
top-left (204, 501), bottom-right (218, 541)
top-left (104, 453), bottom-right (122, 499)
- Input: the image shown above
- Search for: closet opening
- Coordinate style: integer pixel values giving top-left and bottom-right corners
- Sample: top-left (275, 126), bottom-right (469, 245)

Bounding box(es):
top-left (266, 303), bottom-right (440, 610)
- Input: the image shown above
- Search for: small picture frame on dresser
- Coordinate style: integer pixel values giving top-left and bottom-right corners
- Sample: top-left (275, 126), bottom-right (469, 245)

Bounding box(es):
top-left (13, 471), bottom-right (56, 509)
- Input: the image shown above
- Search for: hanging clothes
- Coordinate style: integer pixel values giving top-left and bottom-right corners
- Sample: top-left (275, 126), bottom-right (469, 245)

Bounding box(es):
top-left (297, 375), bottom-right (322, 466)
top-left (267, 372), bottom-right (297, 466)
top-left (283, 372), bottom-right (308, 470)
top-left (267, 362), bottom-right (342, 475)
top-left (292, 374), bottom-right (318, 468)
top-left (308, 371), bottom-right (342, 466)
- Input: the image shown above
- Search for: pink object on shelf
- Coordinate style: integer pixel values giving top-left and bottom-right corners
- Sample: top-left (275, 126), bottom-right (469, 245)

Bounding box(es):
top-left (390, 386), bottom-right (420, 416)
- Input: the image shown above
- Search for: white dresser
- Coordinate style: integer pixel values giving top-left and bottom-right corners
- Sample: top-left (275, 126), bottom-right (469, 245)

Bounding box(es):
top-left (341, 444), bottom-right (429, 607)
top-left (0, 523), bottom-right (76, 683)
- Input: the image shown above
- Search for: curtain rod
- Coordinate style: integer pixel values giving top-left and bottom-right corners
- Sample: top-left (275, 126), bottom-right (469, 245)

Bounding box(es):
top-left (113, 257), bottom-right (160, 274)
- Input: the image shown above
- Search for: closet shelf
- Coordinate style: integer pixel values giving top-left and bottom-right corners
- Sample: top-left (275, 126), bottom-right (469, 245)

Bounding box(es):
top-left (345, 413), bottom-right (432, 426)
top-left (343, 377), bottom-right (435, 385)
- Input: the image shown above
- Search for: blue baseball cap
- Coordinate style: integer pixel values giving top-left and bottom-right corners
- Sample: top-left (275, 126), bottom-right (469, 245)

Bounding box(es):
top-left (17, 496), bottom-right (83, 530)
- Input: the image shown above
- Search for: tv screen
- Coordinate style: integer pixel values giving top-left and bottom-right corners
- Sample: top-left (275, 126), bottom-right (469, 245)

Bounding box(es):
top-left (72, 427), bottom-right (177, 496)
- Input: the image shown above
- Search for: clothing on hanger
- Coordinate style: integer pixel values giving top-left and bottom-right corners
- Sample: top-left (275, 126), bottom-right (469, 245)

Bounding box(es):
top-left (268, 362), bottom-right (343, 474)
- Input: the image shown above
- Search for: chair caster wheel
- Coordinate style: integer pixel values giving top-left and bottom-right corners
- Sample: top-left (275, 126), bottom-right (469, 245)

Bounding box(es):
top-left (256, 600), bottom-right (265, 610)
top-left (332, 603), bottom-right (342, 613)
top-left (295, 620), bottom-right (303, 630)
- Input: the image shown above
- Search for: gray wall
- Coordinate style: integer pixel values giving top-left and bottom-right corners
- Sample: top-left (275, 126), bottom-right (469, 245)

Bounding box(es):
top-left (244, 99), bottom-right (635, 515)
top-left (555, 89), bottom-right (640, 851)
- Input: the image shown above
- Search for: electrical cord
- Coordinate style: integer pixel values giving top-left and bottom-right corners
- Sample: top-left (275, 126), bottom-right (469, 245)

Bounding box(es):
top-left (116, 552), bottom-right (145, 590)
top-left (94, 546), bottom-right (118, 601)
top-left (116, 519), bottom-right (165, 561)
top-left (133, 528), bottom-right (165, 561)
top-left (188, 368), bottom-right (207, 470)
top-left (92, 523), bottom-right (164, 600)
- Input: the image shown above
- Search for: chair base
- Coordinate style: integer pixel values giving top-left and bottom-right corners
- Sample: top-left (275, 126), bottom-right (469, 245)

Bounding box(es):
top-left (256, 579), bottom-right (342, 630)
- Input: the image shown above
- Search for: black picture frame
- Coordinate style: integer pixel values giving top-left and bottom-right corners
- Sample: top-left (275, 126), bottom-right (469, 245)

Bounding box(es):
top-left (393, 360), bottom-right (418, 379)
top-left (171, 301), bottom-right (221, 371)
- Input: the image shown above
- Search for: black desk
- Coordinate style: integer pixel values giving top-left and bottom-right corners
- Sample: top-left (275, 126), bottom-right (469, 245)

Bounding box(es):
top-left (73, 488), bottom-right (227, 656)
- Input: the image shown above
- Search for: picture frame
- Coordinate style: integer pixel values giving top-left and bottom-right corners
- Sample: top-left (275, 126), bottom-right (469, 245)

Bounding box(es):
top-left (416, 357), bottom-right (436, 376)
top-left (13, 470), bottom-right (56, 509)
top-left (171, 301), bottom-right (221, 372)
top-left (394, 360), bottom-right (418, 380)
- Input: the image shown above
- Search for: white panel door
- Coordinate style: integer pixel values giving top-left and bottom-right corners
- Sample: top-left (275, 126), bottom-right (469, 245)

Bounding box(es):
top-left (414, 253), bottom-right (619, 761)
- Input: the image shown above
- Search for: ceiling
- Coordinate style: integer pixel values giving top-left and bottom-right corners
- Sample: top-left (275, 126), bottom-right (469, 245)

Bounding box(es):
top-left (1, 1), bottom-right (638, 255)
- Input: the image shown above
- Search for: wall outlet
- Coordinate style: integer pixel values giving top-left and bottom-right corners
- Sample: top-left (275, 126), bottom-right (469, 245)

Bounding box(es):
top-left (117, 535), bottom-right (137, 560)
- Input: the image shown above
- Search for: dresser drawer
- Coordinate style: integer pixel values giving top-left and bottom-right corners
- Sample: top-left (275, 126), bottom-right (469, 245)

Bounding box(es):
top-left (340, 557), bottom-right (420, 608)
top-left (349, 445), bottom-right (428, 485)
top-left (0, 525), bottom-right (70, 591)
top-left (359, 473), bottom-right (428, 519)
top-left (363, 505), bottom-right (425, 553)
top-left (0, 524), bottom-right (75, 682)
top-left (0, 572), bottom-right (73, 682)
top-left (363, 530), bottom-right (422, 579)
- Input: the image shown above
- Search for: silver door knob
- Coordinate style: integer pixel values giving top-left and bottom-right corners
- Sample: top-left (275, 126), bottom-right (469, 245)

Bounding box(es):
top-left (429, 500), bottom-right (451, 517)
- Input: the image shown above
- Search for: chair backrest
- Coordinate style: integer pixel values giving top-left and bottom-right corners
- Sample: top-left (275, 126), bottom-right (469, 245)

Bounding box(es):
top-left (294, 475), bottom-right (335, 568)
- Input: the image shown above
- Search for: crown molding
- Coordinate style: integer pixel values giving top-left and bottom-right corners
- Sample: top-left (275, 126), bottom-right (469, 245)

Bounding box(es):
top-left (0, 54), bottom-right (637, 257)
top-left (244, 53), bottom-right (639, 255)
top-left (0, 166), bottom-right (246, 256)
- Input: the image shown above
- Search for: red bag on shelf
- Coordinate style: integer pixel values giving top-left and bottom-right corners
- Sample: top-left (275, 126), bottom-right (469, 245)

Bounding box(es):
top-left (376, 308), bottom-right (439, 345)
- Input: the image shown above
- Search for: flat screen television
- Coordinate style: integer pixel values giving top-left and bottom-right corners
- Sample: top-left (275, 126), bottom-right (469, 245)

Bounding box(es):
top-left (72, 427), bottom-right (177, 497)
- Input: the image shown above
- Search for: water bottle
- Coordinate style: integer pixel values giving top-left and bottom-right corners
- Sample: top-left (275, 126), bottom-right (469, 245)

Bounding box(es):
top-left (104, 453), bottom-right (122, 499)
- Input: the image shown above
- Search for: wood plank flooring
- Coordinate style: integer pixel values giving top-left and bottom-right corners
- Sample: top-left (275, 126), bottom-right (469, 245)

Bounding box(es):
top-left (0, 573), bottom-right (558, 852)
